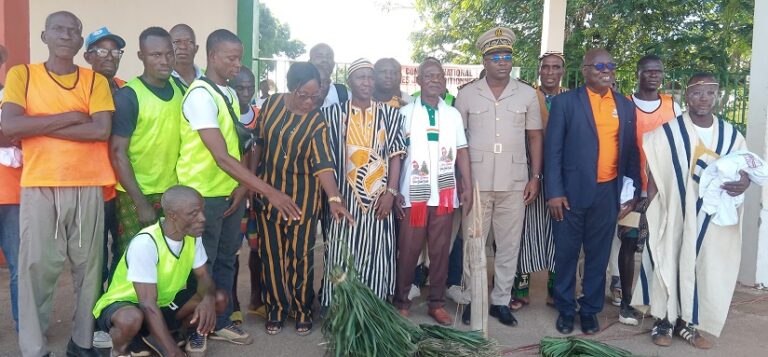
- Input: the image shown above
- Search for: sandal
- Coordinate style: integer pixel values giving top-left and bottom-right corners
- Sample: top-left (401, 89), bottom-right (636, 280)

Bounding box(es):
top-left (508, 297), bottom-right (528, 311)
top-left (265, 321), bottom-right (283, 336)
top-left (296, 321), bottom-right (313, 336)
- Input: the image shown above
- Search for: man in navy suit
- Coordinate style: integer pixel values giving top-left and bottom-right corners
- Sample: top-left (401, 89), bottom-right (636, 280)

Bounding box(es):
top-left (544, 48), bottom-right (640, 335)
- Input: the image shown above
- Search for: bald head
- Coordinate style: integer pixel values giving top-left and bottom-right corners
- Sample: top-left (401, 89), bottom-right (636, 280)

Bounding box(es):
top-left (170, 24), bottom-right (196, 42)
top-left (44, 11), bottom-right (82, 32)
top-left (309, 43), bottom-right (333, 57)
top-left (161, 185), bottom-right (203, 213)
top-left (309, 43), bottom-right (335, 78)
top-left (582, 48), bottom-right (611, 66)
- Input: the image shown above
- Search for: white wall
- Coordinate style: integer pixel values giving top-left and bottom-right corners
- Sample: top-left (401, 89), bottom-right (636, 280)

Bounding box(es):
top-left (29, 0), bottom-right (237, 79)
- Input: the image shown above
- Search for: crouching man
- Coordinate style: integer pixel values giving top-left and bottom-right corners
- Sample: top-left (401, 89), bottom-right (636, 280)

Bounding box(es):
top-left (93, 185), bottom-right (226, 357)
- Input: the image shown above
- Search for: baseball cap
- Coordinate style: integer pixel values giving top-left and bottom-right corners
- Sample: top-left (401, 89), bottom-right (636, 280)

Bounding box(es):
top-left (84, 26), bottom-right (126, 50)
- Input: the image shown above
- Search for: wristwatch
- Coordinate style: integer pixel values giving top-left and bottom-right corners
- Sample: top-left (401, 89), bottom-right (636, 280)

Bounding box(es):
top-left (328, 196), bottom-right (342, 203)
top-left (533, 173), bottom-right (544, 180)
top-left (386, 187), bottom-right (400, 196)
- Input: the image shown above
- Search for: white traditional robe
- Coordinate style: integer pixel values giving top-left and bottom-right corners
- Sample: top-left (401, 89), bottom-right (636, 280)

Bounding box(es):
top-left (632, 113), bottom-right (746, 337)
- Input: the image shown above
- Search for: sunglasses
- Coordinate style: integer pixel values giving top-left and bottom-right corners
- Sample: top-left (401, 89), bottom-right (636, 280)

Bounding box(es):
top-left (88, 48), bottom-right (124, 59)
top-left (486, 54), bottom-right (512, 63)
top-left (584, 62), bottom-right (617, 71)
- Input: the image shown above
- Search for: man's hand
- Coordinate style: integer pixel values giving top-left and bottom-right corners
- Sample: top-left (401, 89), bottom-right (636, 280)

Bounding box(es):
top-left (265, 188), bottom-right (301, 222)
top-left (223, 186), bottom-right (248, 217)
top-left (394, 193), bottom-right (405, 220)
top-left (330, 202), bottom-right (355, 225)
top-left (136, 200), bottom-right (158, 226)
top-left (375, 192), bottom-right (395, 220)
top-left (722, 170), bottom-right (751, 196)
top-left (523, 179), bottom-right (541, 205)
top-left (460, 185), bottom-right (473, 216)
top-left (190, 295), bottom-right (217, 336)
top-left (618, 198), bottom-right (637, 220)
top-left (547, 196), bottom-right (570, 221)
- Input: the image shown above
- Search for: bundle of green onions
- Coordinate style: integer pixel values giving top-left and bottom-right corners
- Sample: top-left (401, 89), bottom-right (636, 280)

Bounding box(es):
top-left (539, 336), bottom-right (634, 357)
top-left (322, 266), bottom-right (500, 357)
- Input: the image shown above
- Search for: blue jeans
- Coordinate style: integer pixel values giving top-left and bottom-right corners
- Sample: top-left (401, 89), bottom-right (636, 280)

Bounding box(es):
top-left (0, 204), bottom-right (20, 330)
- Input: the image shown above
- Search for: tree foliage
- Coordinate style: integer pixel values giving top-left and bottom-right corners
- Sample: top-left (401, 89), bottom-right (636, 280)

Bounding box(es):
top-left (257, 3), bottom-right (305, 79)
top-left (411, 0), bottom-right (753, 72)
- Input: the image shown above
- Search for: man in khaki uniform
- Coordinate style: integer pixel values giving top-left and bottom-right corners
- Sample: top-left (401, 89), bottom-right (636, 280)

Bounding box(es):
top-left (456, 27), bottom-right (543, 327)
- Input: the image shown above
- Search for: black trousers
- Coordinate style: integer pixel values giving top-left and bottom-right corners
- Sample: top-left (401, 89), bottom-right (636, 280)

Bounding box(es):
top-left (552, 180), bottom-right (618, 316)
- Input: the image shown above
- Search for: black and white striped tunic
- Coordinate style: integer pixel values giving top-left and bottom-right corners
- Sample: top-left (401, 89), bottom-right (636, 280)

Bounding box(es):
top-left (319, 101), bottom-right (406, 306)
top-left (517, 184), bottom-right (555, 274)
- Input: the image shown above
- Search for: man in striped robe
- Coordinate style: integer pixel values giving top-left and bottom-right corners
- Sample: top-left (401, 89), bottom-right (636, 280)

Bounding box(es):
top-left (632, 73), bottom-right (750, 349)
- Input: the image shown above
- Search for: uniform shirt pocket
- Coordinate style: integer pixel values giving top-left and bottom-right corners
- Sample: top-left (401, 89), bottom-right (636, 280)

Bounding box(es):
top-left (506, 104), bottom-right (527, 127)
top-left (468, 107), bottom-right (490, 128)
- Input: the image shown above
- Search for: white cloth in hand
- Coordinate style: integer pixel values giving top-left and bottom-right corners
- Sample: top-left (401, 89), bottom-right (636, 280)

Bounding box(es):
top-left (620, 176), bottom-right (636, 204)
top-left (699, 150), bottom-right (768, 226)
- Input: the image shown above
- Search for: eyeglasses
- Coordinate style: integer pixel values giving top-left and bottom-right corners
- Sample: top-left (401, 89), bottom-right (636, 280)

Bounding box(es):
top-left (296, 91), bottom-right (321, 101)
top-left (486, 54), bottom-right (512, 63)
top-left (88, 48), bottom-right (124, 58)
top-left (584, 62), bottom-right (617, 71)
top-left (172, 39), bottom-right (195, 48)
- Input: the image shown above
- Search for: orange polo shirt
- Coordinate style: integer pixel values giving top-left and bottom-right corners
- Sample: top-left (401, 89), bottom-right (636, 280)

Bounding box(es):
top-left (587, 87), bottom-right (619, 182)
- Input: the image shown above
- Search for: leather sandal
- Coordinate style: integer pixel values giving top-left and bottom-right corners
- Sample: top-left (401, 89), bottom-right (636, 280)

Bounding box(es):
top-left (265, 321), bottom-right (283, 336)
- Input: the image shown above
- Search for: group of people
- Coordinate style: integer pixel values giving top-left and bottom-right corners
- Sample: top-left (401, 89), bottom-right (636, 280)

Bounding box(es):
top-left (0, 10), bottom-right (756, 357)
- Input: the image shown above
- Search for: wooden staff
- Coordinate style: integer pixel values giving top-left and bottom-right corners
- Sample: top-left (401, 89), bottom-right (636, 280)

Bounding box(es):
top-left (466, 182), bottom-right (488, 336)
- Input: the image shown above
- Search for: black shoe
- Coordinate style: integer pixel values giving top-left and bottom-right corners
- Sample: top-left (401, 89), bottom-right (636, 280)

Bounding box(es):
top-left (462, 304), bottom-right (471, 325)
top-left (66, 339), bottom-right (100, 357)
top-left (580, 313), bottom-right (600, 334)
top-left (556, 314), bottom-right (574, 334)
top-left (618, 303), bottom-right (641, 326)
top-left (489, 304), bottom-right (517, 326)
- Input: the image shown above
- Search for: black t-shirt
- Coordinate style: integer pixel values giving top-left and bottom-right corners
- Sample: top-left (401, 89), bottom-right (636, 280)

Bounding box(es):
top-left (112, 77), bottom-right (176, 138)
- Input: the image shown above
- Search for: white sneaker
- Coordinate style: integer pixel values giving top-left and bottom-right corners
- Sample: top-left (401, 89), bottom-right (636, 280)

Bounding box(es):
top-left (446, 285), bottom-right (470, 304)
top-left (93, 330), bottom-right (113, 349)
top-left (408, 284), bottom-right (421, 300)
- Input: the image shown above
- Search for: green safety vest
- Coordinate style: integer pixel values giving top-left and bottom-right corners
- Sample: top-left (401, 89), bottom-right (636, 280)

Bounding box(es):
top-left (117, 78), bottom-right (182, 194)
top-left (93, 221), bottom-right (196, 318)
top-left (176, 78), bottom-right (241, 197)
top-left (411, 90), bottom-right (455, 106)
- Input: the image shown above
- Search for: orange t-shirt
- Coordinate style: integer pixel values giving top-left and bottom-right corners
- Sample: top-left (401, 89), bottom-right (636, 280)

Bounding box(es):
top-left (631, 94), bottom-right (677, 191)
top-left (2, 64), bottom-right (116, 187)
top-left (587, 87), bottom-right (619, 182)
top-left (0, 165), bottom-right (22, 204)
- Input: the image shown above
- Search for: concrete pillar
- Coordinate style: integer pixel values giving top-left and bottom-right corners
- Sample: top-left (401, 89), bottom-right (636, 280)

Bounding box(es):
top-left (741, 0), bottom-right (768, 288)
top-left (540, 0), bottom-right (567, 55)
top-left (237, 0), bottom-right (254, 70)
top-left (0, 0), bottom-right (30, 83)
